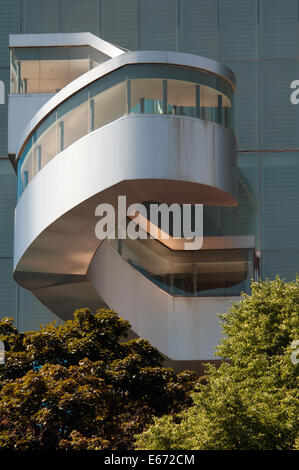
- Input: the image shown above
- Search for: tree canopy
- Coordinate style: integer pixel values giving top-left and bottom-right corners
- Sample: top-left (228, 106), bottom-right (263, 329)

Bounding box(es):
top-left (136, 277), bottom-right (299, 450)
top-left (0, 308), bottom-right (196, 450)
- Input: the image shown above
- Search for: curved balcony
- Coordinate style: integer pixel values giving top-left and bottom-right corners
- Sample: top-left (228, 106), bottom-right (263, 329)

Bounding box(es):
top-left (16, 52), bottom-right (236, 200)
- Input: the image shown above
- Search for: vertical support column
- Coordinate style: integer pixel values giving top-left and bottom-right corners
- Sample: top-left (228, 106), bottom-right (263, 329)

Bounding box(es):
top-left (163, 80), bottom-right (167, 114)
top-left (23, 171), bottom-right (29, 189)
top-left (59, 121), bottom-right (64, 152)
top-left (127, 80), bottom-right (131, 114)
top-left (218, 94), bottom-right (223, 125)
top-left (193, 264), bottom-right (197, 295)
top-left (36, 145), bottom-right (42, 172)
top-left (16, 61), bottom-right (21, 93)
top-left (117, 239), bottom-right (122, 256)
top-left (90, 98), bottom-right (95, 132)
top-left (196, 85), bottom-right (201, 118)
top-left (169, 273), bottom-right (174, 296)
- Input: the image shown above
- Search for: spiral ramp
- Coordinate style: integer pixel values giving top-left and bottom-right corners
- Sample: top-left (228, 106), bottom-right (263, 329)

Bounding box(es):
top-left (10, 35), bottom-right (254, 363)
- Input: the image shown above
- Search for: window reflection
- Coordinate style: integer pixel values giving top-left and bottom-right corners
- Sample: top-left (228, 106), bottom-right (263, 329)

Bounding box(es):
top-left (109, 236), bottom-right (254, 298)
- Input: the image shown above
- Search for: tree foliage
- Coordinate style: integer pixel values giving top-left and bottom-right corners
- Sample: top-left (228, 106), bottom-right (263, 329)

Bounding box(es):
top-left (136, 277), bottom-right (299, 450)
top-left (0, 308), bottom-right (196, 450)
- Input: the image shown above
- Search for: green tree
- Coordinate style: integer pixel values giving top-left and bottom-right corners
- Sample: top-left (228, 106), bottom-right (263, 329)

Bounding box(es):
top-left (136, 277), bottom-right (299, 450)
top-left (0, 308), bottom-right (195, 450)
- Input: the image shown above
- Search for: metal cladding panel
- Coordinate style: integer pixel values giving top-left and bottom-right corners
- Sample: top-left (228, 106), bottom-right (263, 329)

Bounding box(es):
top-left (221, 154), bottom-right (259, 245)
top-left (262, 250), bottom-right (299, 282)
top-left (219, 0), bottom-right (257, 60)
top-left (17, 287), bottom-right (64, 331)
top-left (261, 59), bottom-right (299, 150)
top-left (102, 0), bottom-right (139, 50)
top-left (180, 0), bottom-right (218, 59)
top-left (0, 161), bottom-right (17, 257)
top-left (261, 152), bottom-right (299, 251)
top-left (226, 60), bottom-right (258, 151)
top-left (260, 0), bottom-right (299, 58)
top-left (61, 0), bottom-right (99, 34)
top-left (140, 0), bottom-right (178, 51)
top-left (0, 258), bottom-right (16, 318)
top-left (0, 70), bottom-right (9, 157)
top-left (21, 0), bottom-right (60, 33)
top-left (0, 0), bottom-right (20, 67)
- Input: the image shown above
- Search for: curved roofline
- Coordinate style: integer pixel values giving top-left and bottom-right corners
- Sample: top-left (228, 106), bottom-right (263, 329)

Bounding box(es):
top-left (15, 50), bottom-right (236, 160)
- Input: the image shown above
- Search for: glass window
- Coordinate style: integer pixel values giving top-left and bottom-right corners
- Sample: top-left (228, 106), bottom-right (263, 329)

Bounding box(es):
top-left (57, 88), bottom-right (89, 151)
top-left (33, 112), bottom-right (57, 170)
top-left (92, 81), bottom-right (126, 130)
top-left (10, 46), bottom-right (107, 94)
top-left (110, 235), bottom-right (254, 298)
top-left (167, 80), bottom-right (196, 117)
top-left (200, 84), bottom-right (232, 127)
top-left (130, 78), bottom-right (164, 114)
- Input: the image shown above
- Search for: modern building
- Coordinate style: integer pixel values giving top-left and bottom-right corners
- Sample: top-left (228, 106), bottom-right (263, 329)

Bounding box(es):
top-left (1, 1), bottom-right (299, 369)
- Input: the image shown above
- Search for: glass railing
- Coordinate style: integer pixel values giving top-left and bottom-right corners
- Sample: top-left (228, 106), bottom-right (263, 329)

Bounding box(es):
top-left (17, 64), bottom-right (235, 198)
top-left (108, 235), bottom-right (254, 297)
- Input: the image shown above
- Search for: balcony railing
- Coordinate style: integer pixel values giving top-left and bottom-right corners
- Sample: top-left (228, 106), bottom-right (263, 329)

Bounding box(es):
top-left (17, 63), bottom-right (234, 198)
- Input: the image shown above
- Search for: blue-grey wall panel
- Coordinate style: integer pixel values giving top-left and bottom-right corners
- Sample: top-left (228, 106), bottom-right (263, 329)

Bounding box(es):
top-left (61, 0), bottom-right (99, 34)
top-left (226, 60), bottom-right (258, 150)
top-left (140, 0), bottom-right (178, 51)
top-left (21, 0), bottom-right (60, 33)
top-left (0, 161), bottom-right (17, 257)
top-left (219, 0), bottom-right (257, 60)
top-left (261, 59), bottom-right (299, 149)
top-left (0, 70), bottom-right (9, 157)
top-left (180, 0), bottom-right (218, 59)
top-left (260, 0), bottom-right (299, 58)
top-left (0, 0), bottom-right (20, 67)
top-left (102, 0), bottom-right (139, 50)
top-left (222, 154), bottom-right (260, 247)
top-left (261, 250), bottom-right (299, 281)
top-left (0, 258), bottom-right (16, 319)
top-left (261, 152), bottom-right (299, 251)
top-left (18, 287), bottom-right (64, 331)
